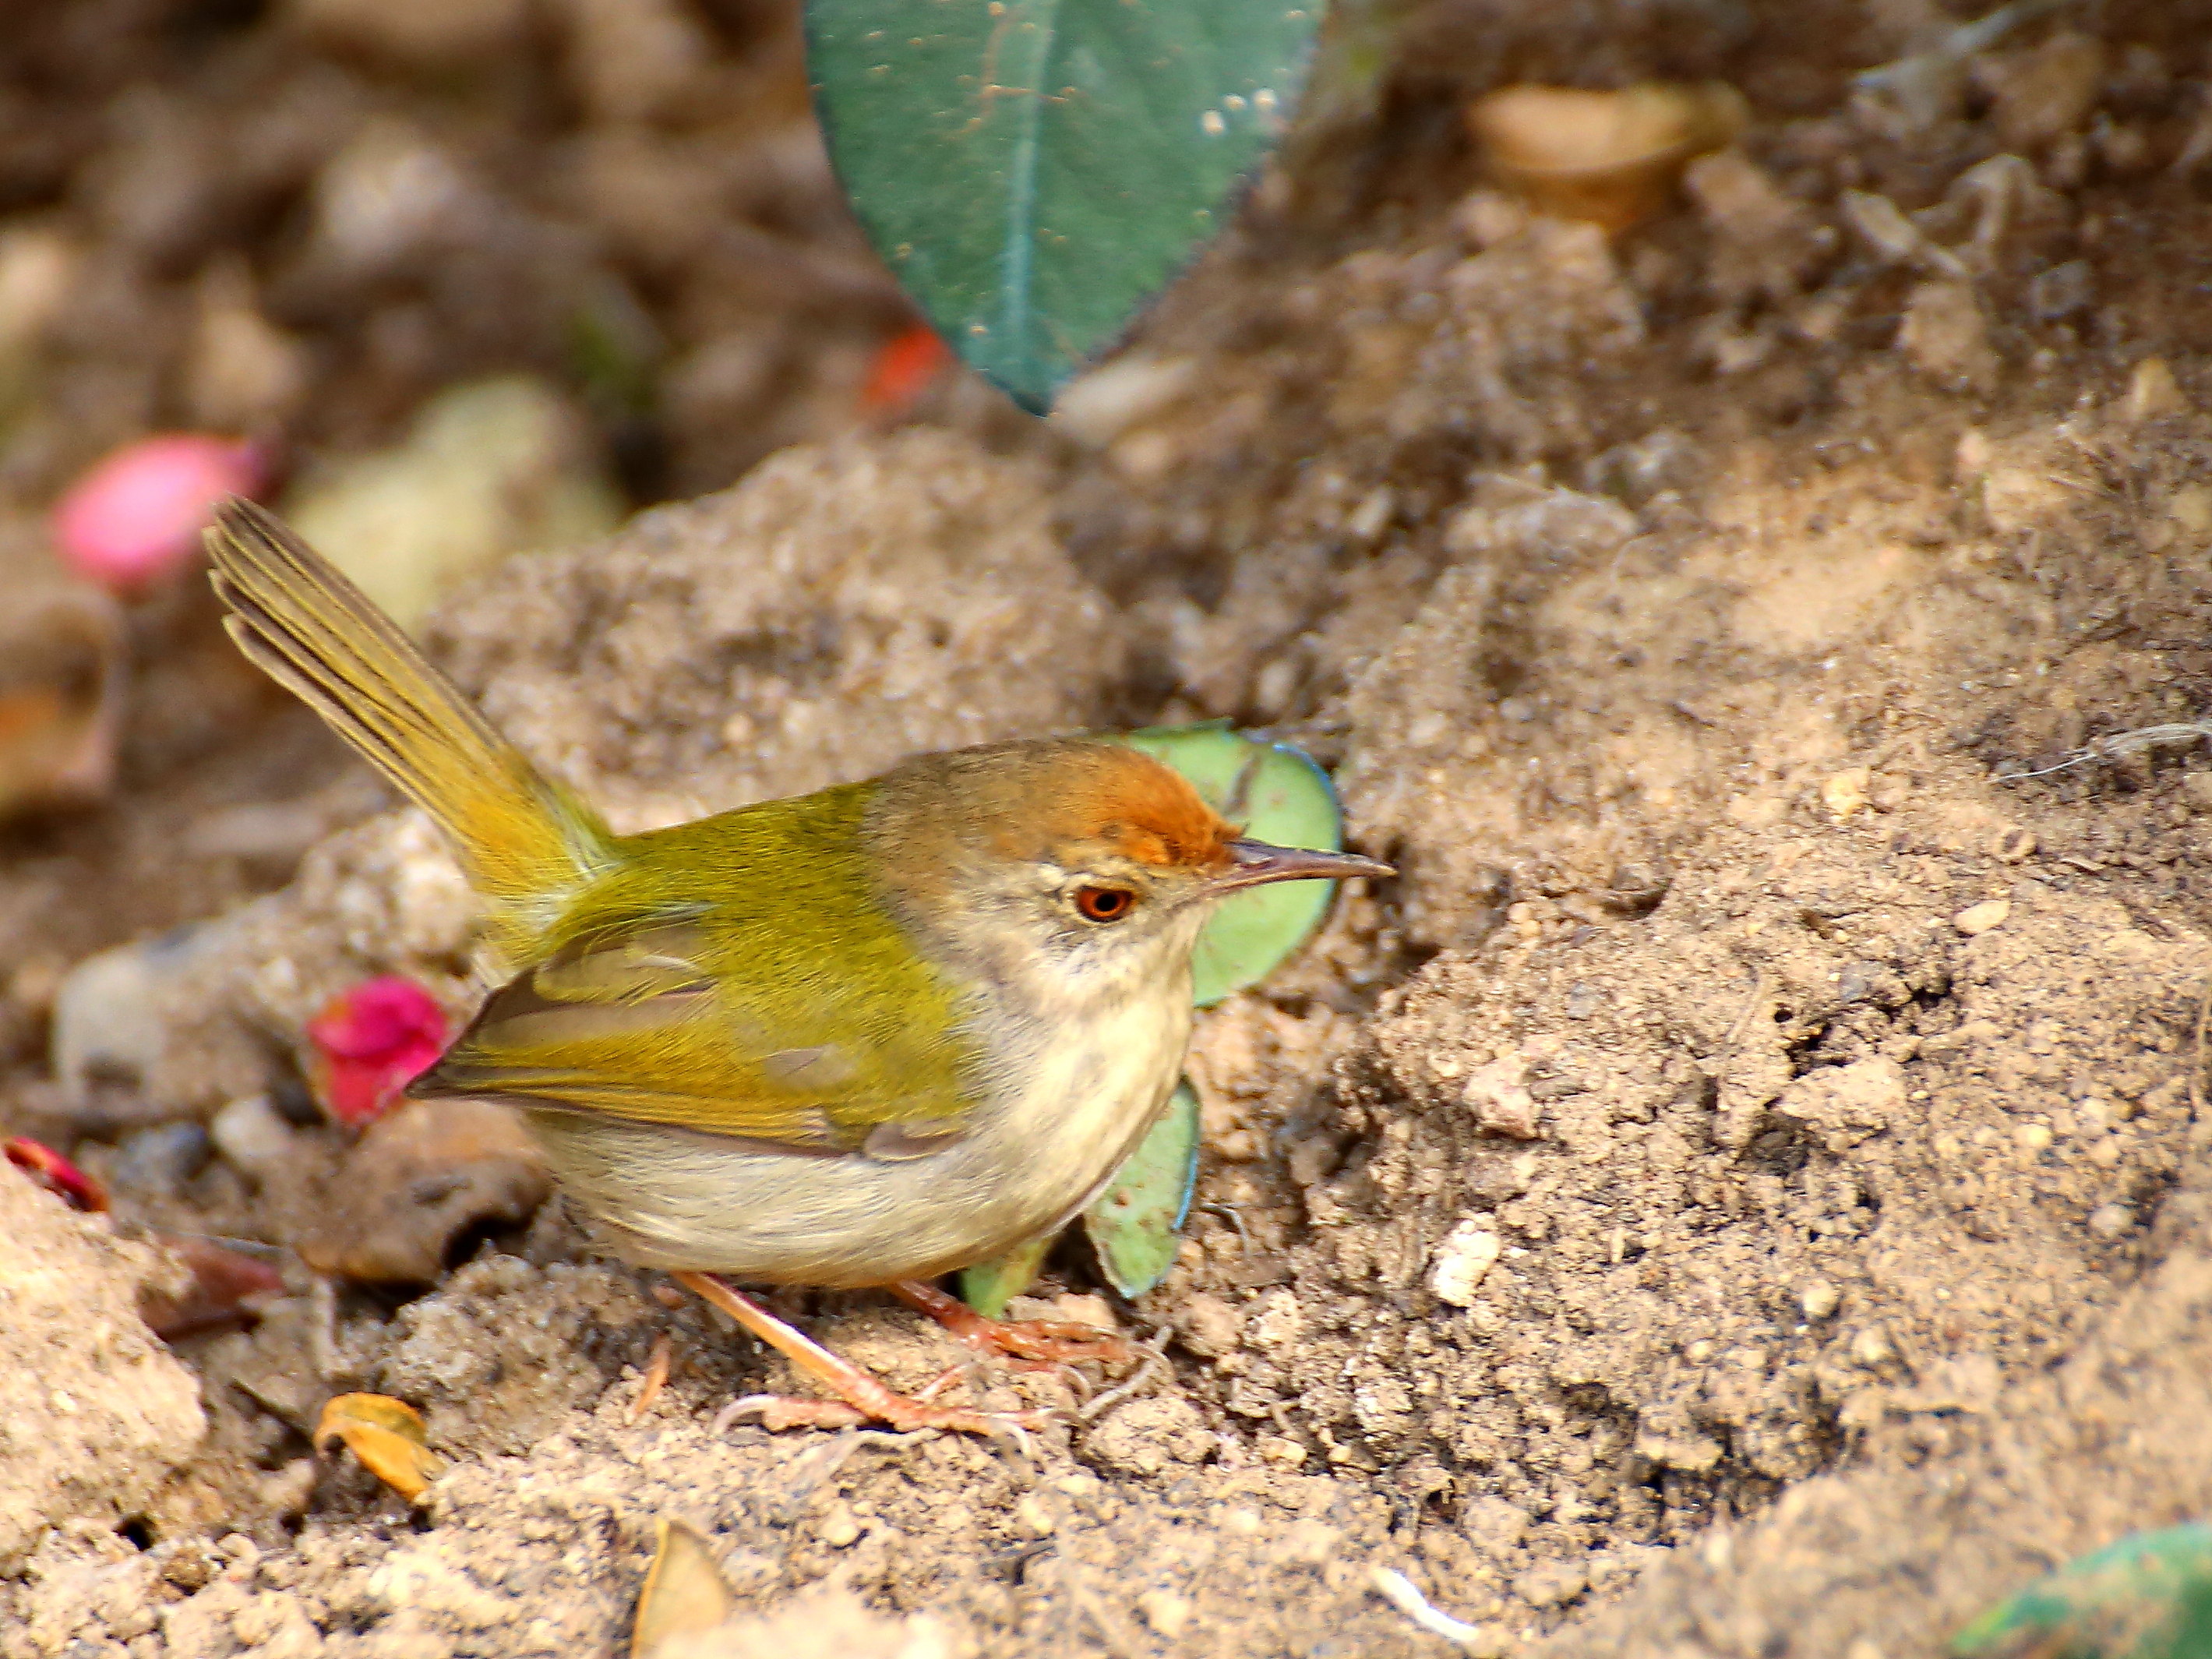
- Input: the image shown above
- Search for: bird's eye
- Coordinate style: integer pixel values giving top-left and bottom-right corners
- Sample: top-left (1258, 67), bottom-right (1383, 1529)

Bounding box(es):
top-left (1074, 885), bottom-right (1138, 923)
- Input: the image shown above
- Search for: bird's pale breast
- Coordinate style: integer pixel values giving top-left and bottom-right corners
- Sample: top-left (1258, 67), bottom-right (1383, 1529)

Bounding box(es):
top-left (526, 976), bottom-right (1193, 1287)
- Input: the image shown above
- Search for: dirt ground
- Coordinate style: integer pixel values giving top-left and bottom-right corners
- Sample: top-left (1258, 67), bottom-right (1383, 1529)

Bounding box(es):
top-left (8, 0), bottom-right (2212, 1654)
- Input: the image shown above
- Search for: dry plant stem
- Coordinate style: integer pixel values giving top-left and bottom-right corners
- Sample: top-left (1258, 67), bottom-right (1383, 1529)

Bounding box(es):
top-left (2193, 966), bottom-right (2212, 1124)
top-left (628, 1335), bottom-right (672, 1423)
top-left (1075, 1342), bottom-right (1169, 1424)
top-left (891, 1278), bottom-right (1138, 1367)
top-left (1370, 1567), bottom-right (1488, 1650)
top-left (673, 1270), bottom-right (1046, 1438)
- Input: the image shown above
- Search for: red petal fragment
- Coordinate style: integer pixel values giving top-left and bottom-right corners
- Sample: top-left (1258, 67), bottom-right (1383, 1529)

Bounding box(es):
top-left (306, 976), bottom-right (450, 1129)
top-left (861, 323), bottom-right (951, 415)
top-left (5, 1136), bottom-right (109, 1212)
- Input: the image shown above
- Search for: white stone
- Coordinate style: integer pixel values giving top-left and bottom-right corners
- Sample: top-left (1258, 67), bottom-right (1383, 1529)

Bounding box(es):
top-left (1430, 1221), bottom-right (1504, 1307)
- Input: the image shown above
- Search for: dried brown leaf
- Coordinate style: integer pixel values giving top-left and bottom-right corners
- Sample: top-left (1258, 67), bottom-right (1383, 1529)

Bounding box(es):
top-left (633, 1517), bottom-right (733, 1658)
top-left (139, 1235), bottom-right (287, 1338)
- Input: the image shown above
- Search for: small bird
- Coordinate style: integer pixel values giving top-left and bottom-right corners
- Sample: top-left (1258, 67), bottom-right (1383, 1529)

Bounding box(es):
top-left (205, 500), bottom-right (1390, 1435)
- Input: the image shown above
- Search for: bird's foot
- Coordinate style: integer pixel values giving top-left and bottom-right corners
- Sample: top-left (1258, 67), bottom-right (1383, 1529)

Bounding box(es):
top-left (892, 1279), bottom-right (1138, 1368)
top-left (675, 1271), bottom-right (1045, 1442)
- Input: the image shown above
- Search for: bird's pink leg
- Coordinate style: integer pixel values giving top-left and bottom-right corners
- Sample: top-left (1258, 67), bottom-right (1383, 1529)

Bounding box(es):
top-left (674, 1270), bottom-right (1044, 1438)
top-left (891, 1279), bottom-right (1137, 1368)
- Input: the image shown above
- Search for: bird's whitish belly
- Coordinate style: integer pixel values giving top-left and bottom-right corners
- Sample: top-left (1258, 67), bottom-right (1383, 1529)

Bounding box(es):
top-left (526, 990), bottom-right (1193, 1287)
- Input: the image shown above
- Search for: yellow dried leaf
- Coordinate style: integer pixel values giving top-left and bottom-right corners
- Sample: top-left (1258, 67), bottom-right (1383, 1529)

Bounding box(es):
top-left (633, 1518), bottom-right (734, 1658)
top-left (313, 1393), bottom-right (443, 1501)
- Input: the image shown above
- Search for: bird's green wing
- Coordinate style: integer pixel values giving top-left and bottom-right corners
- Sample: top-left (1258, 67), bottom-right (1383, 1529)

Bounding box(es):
top-left (413, 912), bottom-right (983, 1158)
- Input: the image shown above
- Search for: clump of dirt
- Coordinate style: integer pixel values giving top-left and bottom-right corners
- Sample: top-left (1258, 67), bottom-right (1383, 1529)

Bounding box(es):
top-left (9, 0), bottom-right (2212, 1655)
top-left (428, 426), bottom-right (1128, 828)
top-left (0, 1163), bottom-right (204, 1572)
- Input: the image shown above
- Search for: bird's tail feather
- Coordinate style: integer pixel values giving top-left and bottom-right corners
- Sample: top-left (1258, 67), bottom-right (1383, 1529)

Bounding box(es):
top-left (205, 499), bottom-right (610, 935)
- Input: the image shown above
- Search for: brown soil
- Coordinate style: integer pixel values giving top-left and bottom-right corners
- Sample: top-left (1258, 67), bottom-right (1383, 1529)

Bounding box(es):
top-left (8, 1), bottom-right (2212, 1656)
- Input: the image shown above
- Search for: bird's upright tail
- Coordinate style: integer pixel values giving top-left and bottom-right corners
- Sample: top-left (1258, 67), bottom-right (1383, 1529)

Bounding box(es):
top-left (205, 499), bottom-right (612, 947)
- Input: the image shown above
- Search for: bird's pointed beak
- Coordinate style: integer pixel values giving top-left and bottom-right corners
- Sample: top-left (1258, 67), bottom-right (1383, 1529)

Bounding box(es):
top-left (1210, 838), bottom-right (1395, 894)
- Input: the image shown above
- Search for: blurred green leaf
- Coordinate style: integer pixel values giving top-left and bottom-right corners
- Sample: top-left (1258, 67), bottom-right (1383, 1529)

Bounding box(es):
top-left (806, 0), bottom-right (1318, 411)
top-left (956, 1234), bottom-right (1053, 1318)
top-left (1085, 1078), bottom-right (1201, 1298)
top-left (1117, 723), bottom-right (1346, 1005)
top-left (1955, 1523), bottom-right (2212, 1659)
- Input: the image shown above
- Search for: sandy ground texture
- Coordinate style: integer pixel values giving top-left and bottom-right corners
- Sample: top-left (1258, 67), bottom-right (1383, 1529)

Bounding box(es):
top-left (8, 0), bottom-right (2212, 1654)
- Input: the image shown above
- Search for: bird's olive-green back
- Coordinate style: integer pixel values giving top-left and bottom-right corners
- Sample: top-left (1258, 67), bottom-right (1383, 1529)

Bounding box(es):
top-left (415, 782), bottom-right (985, 1150)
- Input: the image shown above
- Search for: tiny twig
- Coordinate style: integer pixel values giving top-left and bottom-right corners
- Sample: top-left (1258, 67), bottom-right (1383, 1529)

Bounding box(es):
top-left (1072, 1584), bottom-right (1145, 1659)
top-left (2192, 968), bottom-right (2212, 1124)
top-left (1371, 1567), bottom-right (1491, 1650)
top-left (1723, 971), bottom-right (1772, 1054)
top-left (1201, 1202), bottom-right (1253, 1254)
top-left (1998, 722), bottom-right (2212, 784)
top-left (774, 1425), bottom-right (946, 1514)
top-left (1075, 1340), bottom-right (1169, 1423)
top-left (628, 1336), bottom-right (672, 1423)
top-left (307, 1275), bottom-right (339, 1383)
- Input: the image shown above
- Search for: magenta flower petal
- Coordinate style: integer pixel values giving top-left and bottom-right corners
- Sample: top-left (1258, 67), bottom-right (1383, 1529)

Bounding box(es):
top-left (306, 976), bottom-right (450, 1128)
top-left (53, 435), bottom-right (262, 593)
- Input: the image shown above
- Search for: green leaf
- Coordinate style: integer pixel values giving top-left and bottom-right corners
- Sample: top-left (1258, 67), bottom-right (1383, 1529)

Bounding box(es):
top-left (1954, 1523), bottom-right (2212, 1659)
top-left (1084, 1079), bottom-right (1201, 1298)
top-left (805, 0), bottom-right (1318, 411)
top-left (1116, 724), bottom-right (1347, 1006)
top-left (956, 1234), bottom-right (1053, 1318)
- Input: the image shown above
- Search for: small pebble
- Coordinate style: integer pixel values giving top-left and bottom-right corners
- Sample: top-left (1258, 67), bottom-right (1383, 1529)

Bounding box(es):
top-left (1430, 1222), bottom-right (1503, 1308)
top-left (50, 940), bottom-right (171, 1103)
top-left (2124, 358), bottom-right (2189, 425)
top-left (1272, 1519), bottom-right (1342, 1567)
top-left (1953, 898), bottom-right (2011, 937)
top-left (2026, 260), bottom-right (2093, 323)
top-left (2015, 1122), bottom-right (2054, 1153)
top-left (1514, 1559), bottom-right (1588, 1610)
top-left (1013, 1494), bottom-right (1056, 1538)
top-left (1799, 1280), bottom-right (1842, 1322)
top-left (210, 1094), bottom-right (298, 1181)
top-left (2087, 1202), bottom-right (2133, 1241)
top-left (1990, 30), bottom-right (2106, 151)
top-left (1850, 1326), bottom-right (1893, 1368)
top-left (817, 1504), bottom-right (861, 1548)
top-left (111, 1122), bottom-right (213, 1197)
top-left (1822, 768), bottom-right (1871, 818)
top-left (1138, 1591), bottom-right (1194, 1640)
top-left (1899, 280), bottom-right (1996, 391)
top-left (1257, 1436), bottom-right (1308, 1468)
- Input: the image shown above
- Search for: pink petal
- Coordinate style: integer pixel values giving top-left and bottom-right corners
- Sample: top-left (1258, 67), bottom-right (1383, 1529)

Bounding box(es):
top-left (306, 977), bottom-right (450, 1129)
top-left (53, 435), bottom-right (262, 593)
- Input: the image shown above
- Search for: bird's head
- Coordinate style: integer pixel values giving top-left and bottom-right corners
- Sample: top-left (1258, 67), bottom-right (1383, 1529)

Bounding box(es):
top-left (866, 738), bottom-right (1391, 1002)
